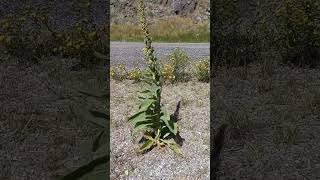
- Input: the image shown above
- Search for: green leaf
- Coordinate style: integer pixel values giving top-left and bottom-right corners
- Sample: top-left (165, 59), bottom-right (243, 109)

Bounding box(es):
top-left (155, 129), bottom-right (161, 140)
top-left (161, 139), bottom-right (182, 155)
top-left (162, 133), bottom-right (171, 139)
top-left (132, 123), bottom-right (153, 136)
top-left (139, 98), bottom-right (155, 111)
top-left (139, 139), bottom-right (154, 152)
top-left (128, 111), bottom-right (148, 124)
top-left (128, 111), bottom-right (145, 122)
top-left (168, 143), bottom-right (182, 155)
top-left (143, 134), bottom-right (155, 141)
top-left (160, 106), bottom-right (177, 135)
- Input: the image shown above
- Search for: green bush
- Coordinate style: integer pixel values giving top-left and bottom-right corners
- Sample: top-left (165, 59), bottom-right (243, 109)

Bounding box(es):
top-left (276, 0), bottom-right (320, 67)
top-left (127, 67), bottom-right (143, 82)
top-left (0, 7), bottom-right (108, 66)
top-left (212, 0), bottom-right (320, 68)
top-left (194, 58), bottom-right (210, 82)
top-left (162, 48), bottom-right (190, 83)
top-left (212, 30), bottom-right (259, 68)
top-left (110, 64), bottom-right (128, 81)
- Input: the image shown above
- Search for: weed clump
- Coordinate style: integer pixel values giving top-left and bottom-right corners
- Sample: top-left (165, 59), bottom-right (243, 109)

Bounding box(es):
top-left (194, 58), bottom-right (210, 82)
top-left (162, 47), bottom-right (190, 83)
top-left (0, 7), bottom-right (108, 67)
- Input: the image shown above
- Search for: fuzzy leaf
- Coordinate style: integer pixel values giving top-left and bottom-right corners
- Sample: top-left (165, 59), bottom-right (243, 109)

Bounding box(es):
top-left (163, 132), bottom-right (171, 139)
top-left (128, 111), bottom-right (145, 122)
top-left (161, 139), bottom-right (182, 155)
top-left (160, 106), bottom-right (177, 135)
top-left (139, 98), bottom-right (155, 111)
top-left (168, 142), bottom-right (183, 155)
top-left (128, 111), bottom-right (152, 125)
top-left (139, 139), bottom-right (154, 152)
top-left (132, 122), bottom-right (154, 136)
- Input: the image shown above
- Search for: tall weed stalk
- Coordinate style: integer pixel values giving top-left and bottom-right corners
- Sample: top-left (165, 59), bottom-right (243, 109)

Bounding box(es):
top-left (127, 0), bottom-right (182, 154)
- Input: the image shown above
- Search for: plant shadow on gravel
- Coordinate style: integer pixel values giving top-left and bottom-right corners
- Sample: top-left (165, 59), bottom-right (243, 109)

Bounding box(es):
top-left (61, 88), bottom-right (109, 179)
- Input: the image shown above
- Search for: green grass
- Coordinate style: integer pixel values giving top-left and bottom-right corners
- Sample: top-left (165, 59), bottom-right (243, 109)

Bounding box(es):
top-left (111, 17), bottom-right (209, 43)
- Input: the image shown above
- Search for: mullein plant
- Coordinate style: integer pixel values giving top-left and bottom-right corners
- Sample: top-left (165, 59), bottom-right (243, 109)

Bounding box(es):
top-left (128, 0), bottom-right (183, 154)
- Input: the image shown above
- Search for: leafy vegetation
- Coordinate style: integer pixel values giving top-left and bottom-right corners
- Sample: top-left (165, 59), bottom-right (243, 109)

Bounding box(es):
top-left (211, 0), bottom-right (320, 68)
top-left (127, 0), bottom-right (182, 154)
top-left (276, 0), bottom-right (320, 67)
top-left (0, 4), bottom-right (107, 66)
top-left (162, 48), bottom-right (191, 82)
top-left (194, 58), bottom-right (210, 82)
top-left (110, 55), bottom-right (210, 84)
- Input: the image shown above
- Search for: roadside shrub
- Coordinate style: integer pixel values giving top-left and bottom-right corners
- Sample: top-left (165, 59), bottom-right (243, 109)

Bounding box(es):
top-left (161, 64), bottom-right (176, 82)
top-left (162, 47), bottom-right (190, 82)
top-left (52, 19), bottom-right (108, 66)
top-left (110, 60), bottom-right (211, 83)
top-left (110, 64), bottom-right (127, 81)
top-left (213, 31), bottom-right (259, 68)
top-left (276, 0), bottom-right (320, 67)
top-left (194, 58), bottom-right (210, 82)
top-left (0, 12), bottom-right (53, 62)
top-left (0, 7), bottom-right (108, 66)
top-left (127, 68), bottom-right (143, 82)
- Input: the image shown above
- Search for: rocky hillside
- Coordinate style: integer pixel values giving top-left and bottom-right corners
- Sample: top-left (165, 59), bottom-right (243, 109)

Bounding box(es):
top-left (110, 0), bottom-right (210, 24)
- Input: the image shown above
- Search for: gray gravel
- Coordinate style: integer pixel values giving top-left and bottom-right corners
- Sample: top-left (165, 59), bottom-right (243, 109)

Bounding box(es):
top-left (111, 42), bottom-right (210, 68)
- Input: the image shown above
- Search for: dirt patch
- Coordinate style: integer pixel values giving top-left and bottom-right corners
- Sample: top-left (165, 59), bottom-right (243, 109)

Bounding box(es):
top-left (0, 55), bottom-right (106, 179)
top-left (212, 63), bottom-right (320, 179)
top-left (110, 80), bottom-right (209, 179)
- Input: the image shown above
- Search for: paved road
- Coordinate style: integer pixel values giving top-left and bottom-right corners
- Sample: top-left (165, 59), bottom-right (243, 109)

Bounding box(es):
top-left (110, 42), bottom-right (210, 68)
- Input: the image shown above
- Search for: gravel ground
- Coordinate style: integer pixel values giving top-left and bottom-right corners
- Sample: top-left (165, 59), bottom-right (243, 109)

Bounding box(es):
top-left (110, 80), bottom-right (210, 179)
top-left (110, 42), bottom-right (210, 68)
top-left (0, 54), bottom-right (106, 179)
top-left (212, 63), bottom-right (320, 179)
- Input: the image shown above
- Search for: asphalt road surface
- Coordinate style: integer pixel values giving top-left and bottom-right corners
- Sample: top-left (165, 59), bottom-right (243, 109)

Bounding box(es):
top-left (110, 42), bottom-right (210, 69)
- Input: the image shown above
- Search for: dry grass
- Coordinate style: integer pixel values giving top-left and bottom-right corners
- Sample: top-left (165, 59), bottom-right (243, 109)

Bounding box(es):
top-left (110, 80), bottom-right (209, 179)
top-left (212, 62), bottom-right (320, 179)
top-left (111, 17), bottom-right (209, 43)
